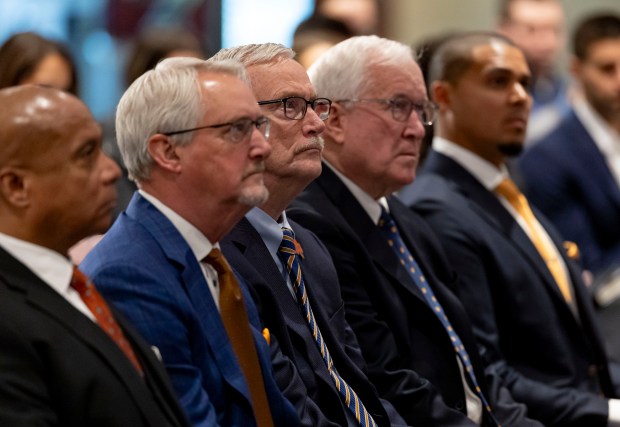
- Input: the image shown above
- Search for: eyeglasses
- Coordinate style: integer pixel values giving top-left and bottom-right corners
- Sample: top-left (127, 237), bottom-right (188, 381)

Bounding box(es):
top-left (336, 97), bottom-right (438, 125)
top-left (258, 96), bottom-right (332, 121)
top-left (161, 116), bottom-right (270, 143)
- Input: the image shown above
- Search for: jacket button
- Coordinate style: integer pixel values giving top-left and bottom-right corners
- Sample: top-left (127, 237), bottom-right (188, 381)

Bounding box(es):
top-left (588, 364), bottom-right (598, 378)
top-left (454, 400), bottom-right (465, 410)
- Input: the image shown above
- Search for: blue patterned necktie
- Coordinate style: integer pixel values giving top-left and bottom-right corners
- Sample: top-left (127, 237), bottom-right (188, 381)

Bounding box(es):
top-left (278, 227), bottom-right (377, 427)
top-left (378, 208), bottom-right (501, 427)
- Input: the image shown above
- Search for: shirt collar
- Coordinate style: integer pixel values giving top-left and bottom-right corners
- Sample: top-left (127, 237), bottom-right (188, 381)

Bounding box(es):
top-left (139, 189), bottom-right (215, 261)
top-left (432, 137), bottom-right (510, 190)
top-left (324, 161), bottom-right (387, 224)
top-left (0, 232), bottom-right (73, 295)
top-left (573, 97), bottom-right (620, 159)
top-left (245, 207), bottom-right (292, 257)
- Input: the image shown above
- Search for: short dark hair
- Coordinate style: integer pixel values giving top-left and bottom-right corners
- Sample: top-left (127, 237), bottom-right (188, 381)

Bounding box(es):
top-left (428, 31), bottom-right (516, 85)
top-left (0, 32), bottom-right (78, 95)
top-left (125, 27), bottom-right (204, 86)
top-left (573, 13), bottom-right (620, 60)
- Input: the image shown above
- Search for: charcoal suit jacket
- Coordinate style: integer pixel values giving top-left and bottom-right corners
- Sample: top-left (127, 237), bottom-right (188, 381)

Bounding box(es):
top-left (288, 165), bottom-right (539, 427)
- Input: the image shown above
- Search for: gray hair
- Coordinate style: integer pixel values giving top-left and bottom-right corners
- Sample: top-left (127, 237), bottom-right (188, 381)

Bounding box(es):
top-left (308, 35), bottom-right (416, 100)
top-left (115, 56), bottom-right (248, 182)
top-left (210, 43), bottom-right (294, 89)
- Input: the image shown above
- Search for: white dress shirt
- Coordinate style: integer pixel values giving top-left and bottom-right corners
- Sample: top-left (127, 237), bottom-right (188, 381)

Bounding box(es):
top-left (0, 232), bottom-right (95, 321)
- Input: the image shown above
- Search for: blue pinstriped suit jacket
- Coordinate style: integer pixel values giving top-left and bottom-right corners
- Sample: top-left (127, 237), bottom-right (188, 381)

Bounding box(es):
top-left (81, 193), bottom-right (299, 427)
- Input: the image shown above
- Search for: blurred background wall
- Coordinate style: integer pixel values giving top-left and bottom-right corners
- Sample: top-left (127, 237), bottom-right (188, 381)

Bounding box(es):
top-left (0, 0), bottom-right (617, 122)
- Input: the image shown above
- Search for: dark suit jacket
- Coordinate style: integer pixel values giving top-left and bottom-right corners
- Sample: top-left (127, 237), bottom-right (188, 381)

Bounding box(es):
top-left (0, 246), bottom-right (190, 427)
top-left (519, 108), bottom-right (620, 276)
top-left (289, 165), bottom-right (539, 427)
top-left (222, 217), bottom-right (405, 427)
top-left (81, 193), bottom-right (299, 427)
top-left (409, 150), bottom-right (615, 427)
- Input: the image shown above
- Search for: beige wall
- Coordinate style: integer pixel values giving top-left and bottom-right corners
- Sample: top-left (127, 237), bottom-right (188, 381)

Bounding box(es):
top-left (384, 0), bottom-right (620, 47)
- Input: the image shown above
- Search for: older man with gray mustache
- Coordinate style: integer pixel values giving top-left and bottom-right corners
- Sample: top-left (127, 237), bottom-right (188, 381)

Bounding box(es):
top-left (215, 43), bottom-right (409, 427)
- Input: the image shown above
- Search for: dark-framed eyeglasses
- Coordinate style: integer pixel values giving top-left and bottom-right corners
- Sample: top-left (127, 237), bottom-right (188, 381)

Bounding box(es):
top-left (161, 116), bottom-right (270, 143)
top-left (336, 97), bottom-right (438, 125)
top-left (258, 96), bottom-right (332, 121)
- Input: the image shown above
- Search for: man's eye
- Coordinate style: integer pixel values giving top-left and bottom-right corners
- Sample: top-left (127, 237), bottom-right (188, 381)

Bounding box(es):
top-left (230, 122), bottom-right (247, 134)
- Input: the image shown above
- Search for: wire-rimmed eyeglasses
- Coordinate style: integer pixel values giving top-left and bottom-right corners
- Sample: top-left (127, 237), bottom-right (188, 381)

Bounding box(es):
top-left (258, 96), bottom-right (332, 121)
top-left (161, 116), bottom-right (271, 143)
top-left (336, 97), bottom-right (438, 125)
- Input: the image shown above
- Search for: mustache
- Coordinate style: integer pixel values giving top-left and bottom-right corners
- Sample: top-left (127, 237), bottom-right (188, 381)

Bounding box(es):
top-left (293, 136), bottom-right (324, 155)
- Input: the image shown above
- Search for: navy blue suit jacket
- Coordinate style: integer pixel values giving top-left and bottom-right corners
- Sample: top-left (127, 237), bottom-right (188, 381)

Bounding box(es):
top-left (0, 246), bottom-right (190, 427)
top-left (222, 217), bottom-right (405, 427)
top-left (289, 165), bottom-right (539, 427)
top-left (519, 108), bottom-right (620, 275)
top-left (81, 193), bottom-right (299, 427)
top-left (409, 150), bottom-right (616, 427)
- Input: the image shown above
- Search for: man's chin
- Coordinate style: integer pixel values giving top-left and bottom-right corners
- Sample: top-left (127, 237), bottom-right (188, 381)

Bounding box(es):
top-left (238, 186), bottom-right (269, 207)
top-left (498, 143), bottom-right (524, 157)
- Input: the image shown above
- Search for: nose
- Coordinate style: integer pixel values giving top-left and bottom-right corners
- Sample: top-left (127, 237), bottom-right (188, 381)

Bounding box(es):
top-left (249, 126), bottom-right (272, 160)
top-left (403, 108), bottom-right (426, 140)
top-left (101, 152), bottom-right (121, 184)
top-left (301, 107), bottom-right (326, 138)
top-left (510, 81), bottom-right (531, 106)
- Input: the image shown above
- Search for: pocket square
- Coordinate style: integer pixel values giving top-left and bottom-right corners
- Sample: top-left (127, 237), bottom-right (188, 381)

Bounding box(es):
top-left (563, 241), bottom-right (580, 261)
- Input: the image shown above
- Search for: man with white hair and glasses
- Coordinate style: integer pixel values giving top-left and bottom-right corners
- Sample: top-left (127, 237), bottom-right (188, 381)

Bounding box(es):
top-left (289, 35), bottom-right (541, 427)
top-left (81, 57), bottom-right (299, 427)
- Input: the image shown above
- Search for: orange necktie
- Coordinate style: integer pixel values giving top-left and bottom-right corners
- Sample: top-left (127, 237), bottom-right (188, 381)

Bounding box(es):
top-left (495, 179), bottom-right (573, 304)
top-left (205, 249), bottom-right (274, 427)
top-left (71, 266), bottom-right (143, 375)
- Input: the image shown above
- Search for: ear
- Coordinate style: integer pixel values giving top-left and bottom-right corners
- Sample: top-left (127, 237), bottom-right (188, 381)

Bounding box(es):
top-left (431, 80), bottom-right (452, 112)
top-left (323, 102), bottom-right (347, 146)
top-left (147, 133), bottom-right (183, 174)
top-left (569, 55), bottom-right (583, 80)
top-left (0, 168), bottom-right (30, 208)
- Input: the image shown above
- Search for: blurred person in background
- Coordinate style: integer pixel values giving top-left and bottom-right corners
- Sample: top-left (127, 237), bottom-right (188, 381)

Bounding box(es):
top-left (519, 15), bottom-right (620, 352)
top-left (0, 31), bottom-right (77, 94)
top-left (292, 15), bottom-right (353, 69)
top-left (497, 0), bottom-right (570, 142)
top-left (313, 0), bottom-right (382, 35)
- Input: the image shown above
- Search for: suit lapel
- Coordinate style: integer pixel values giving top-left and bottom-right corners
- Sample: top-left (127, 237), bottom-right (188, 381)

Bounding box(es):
top-left (125, 194), bottom-right (253, 404)
top-left (226, 218), bottom-right (336, 389)
top-left (567, 113), bottom-right (620, 211)
top-left (316, 167), bottom-right (433, 305)
top-left (425, 152), bottom-right (577, 310)
top-left (0, 247), bottom-right (176, 426)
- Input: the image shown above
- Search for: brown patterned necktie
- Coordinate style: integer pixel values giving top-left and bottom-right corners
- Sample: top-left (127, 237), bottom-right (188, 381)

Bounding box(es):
top-left (495, 178), bottom-right (573, 303)
top-left (70, 266), bottom-right (143, 375)
top-left (205, 248), bottom-right (274, 427)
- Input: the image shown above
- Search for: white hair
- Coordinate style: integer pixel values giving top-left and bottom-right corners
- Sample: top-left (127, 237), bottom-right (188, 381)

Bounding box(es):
top-left (209, 43), bottom-right (295, 90)
top-left (308, 35), bottom-right (416, 100)
top-left (115, 57), bottom-right (248, 182)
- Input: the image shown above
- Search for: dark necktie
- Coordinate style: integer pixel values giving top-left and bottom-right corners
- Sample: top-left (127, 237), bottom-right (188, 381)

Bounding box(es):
top-left (378, 208), bottom-right (501, 426)
top-left (71, 266), bottom-right (143, 376)
top-left (278, 227), bottom-right (377, 427)
top-left (205, 248), bottom-right (274, 427)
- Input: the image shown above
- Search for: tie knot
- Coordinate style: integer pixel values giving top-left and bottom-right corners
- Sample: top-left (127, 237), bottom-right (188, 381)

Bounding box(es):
top-left (279, 227), bottom-right (297, 255)
top-left (71, 266), bottom-right (91, 294)
top-left (494, 178), bottom-right (521, 201)
top-left (205, 248), bottom-right (229, 275)
top-left (378, 206), bottom-right (396, 230)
